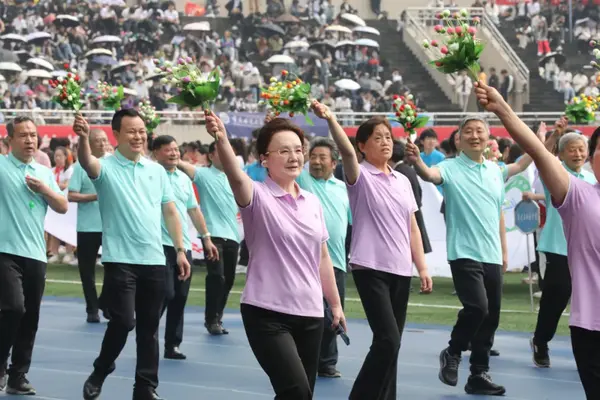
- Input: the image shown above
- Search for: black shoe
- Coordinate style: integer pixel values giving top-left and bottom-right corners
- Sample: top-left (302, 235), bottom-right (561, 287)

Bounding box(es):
top-left (133, 388), bottom-right (164, 400)
top-left (205, 322), bottom-right (224, 335)
top-left (219, 322), bottom-right (229, 335)
top-left (87, 313), bottom-right (101, 323)
top-left (464, 372), bottom-right (506, 396)
top-left (6, 373), bottom-right (36, 395)
top-left (164, 346), bottom-right (186, 360)
top-left (0, 368), bottom-right (6, 391)
top-left (438, 347), bottom-right (461, 387)
top-left (490, 349), bottom-right (500, 357)
top-left (83, 372), bottom-right (106, 400)
top-left (530, 337), bottom-right (550, 368)
top-left (318, 367), bottom-right (341, 378)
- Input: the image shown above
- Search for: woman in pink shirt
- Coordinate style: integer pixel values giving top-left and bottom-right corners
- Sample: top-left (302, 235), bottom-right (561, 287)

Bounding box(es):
top-left (204, 112), bottom-right (346, 399)
top-left (476, 81), bottom-right (600, 399)
top-left (312, 102), bottom-right (433, 400)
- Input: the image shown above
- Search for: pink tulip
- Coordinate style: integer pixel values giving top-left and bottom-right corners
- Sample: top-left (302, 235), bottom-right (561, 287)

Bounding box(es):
top-left (455, 26), bottom-right (463, 34)
top-left (446, 27), bottom-right (454, 34)
top-left (473, 16), bottom-right (481, 24)
top-left (441, 46), bottom-right (448, 54)
top-left (468, 26), bottom-right (477, 35)
top-left (431, 40), bottom-right (439, 47)
top-left (434, 24), bottom-right (443, 32)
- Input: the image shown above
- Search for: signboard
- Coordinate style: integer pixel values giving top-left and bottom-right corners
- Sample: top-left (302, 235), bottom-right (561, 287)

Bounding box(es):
top-left (514, 200), bottom-right (540, 234)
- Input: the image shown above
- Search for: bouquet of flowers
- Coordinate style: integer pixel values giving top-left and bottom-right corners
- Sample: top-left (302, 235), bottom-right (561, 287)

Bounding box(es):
top-left (92, 81), bottom-right (124, 110)
top-left (565, 94), bottom-right (599, 124)
top-left (422, 9), bottom-right (484, 81)
top-left (50, 63), bottom-right (83, 111)
top-left (156, 57), bottom-right (220, 114)
top-left (390, 94), bottom-right (429, 142)
top-left (138, 99), bottom-right (161, 133)
top-left (483, 140), bottom-right (501, 162)
top-left (259, 70), bottom-right (313, 124)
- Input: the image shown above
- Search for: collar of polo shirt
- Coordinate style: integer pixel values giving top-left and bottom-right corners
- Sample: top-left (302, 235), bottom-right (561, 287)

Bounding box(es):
top-left (265, 176), bottom-right (305, 199)
top-left (459, 151), bottom-right (488, 169)
top-left (8, 152), bottom-right (37, 170)
top-left (362, 160), bottom-right (398, 177)
top-left (113, 149), bottom-right (149, 166)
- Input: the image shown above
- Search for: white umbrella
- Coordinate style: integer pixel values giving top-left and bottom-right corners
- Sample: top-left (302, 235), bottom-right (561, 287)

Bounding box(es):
top-left (355, 38), bottom-right (379, 48)
top-left (51, 70), bottom-right (68, 78)
top-left (0, 74), bottom-right (5, 82)
top-left (340, 13), bottom-right (366, 27)
top-left (353, 26), bottom-right (380, 36)
top-left (325, 25), bottom-right (353, 34)
top-left (84, 48), bottom-right (113, 58)
top-left (266, 54), bottom-right (295, 64)
top-left (26, 32), bottom-right (52, 42)
top-left (183, 22), bottom-right (211, 32)
top-left (122, 87), bottom-right (138, 96)
top-left (0, 33), bottom-right (26, 42)
top-left (27, 57), bottom-right (54, 71)
top-left (27, 69), bottom-right (52, 79)
top-left (91, 35), bottom-right (122, 44)
top-left (284, 40), bottom-right (309, 49)
top-left (335, 40), bottom-right (356, 48)
top-left (55, 15), bottom-right (80, 26)
top-left (334, 79), bottom-right (361, 91)
top-left (0, 62), bottom-right (23, 72)
top-left (111, 60), bottom-right (136, 72)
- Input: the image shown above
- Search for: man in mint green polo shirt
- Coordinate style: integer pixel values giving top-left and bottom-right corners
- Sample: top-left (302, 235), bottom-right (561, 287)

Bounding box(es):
top-left (152, 135), bottom-right (219, 361)
top-left (0, 116), bottom-right (68, 396)
top-left (68, 128), bottom-right (110, 324)
top-left (74, 109), bottom-right (190, 400)
top-left (408, 116), bottom-right (508, 396)
top-left (179, 140), bottom-right (240, 335)
top-left (297, 138), bottom-right (351, 379)
top-left (531, 132), bottom-right (597, 368)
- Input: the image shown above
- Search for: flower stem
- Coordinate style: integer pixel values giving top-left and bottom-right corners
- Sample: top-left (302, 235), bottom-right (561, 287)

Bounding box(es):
top-left (466, 64), bottom-right (480, 82)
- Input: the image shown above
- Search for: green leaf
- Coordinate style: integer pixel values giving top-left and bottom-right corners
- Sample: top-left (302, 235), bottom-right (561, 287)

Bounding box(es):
top-left (411, 115), bottom-right (430, 129)
top-left (166, 94), bottom-right (191, 106)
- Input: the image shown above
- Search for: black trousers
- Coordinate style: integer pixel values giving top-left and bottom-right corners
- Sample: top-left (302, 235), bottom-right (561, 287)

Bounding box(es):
top-left (571, 326), bottom-right (600, 399)
top-left (77, 231), bottom-right (104, 314)
top-left (241, 304), bottom-right (324, 399)
top-left (319, 268), bottom-right (346, 371)
top-left (205, 237), bottom-right (239, 324)
top-left (0, 253), bottom-right (46, 375)
top-left (448, 259), bottom-right (503, 374)
top-left (92, 263), bottom-right (166, 390)
top-left (160, 246), bottom-right (192, 348)
top-left (350, 269), bottom-right (411, 400)
top-left (533, 253), bottom-right (571, 346)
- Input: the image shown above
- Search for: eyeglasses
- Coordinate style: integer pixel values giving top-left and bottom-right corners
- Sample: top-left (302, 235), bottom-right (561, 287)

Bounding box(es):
top-left (265, 147), bottom-right (304, 157)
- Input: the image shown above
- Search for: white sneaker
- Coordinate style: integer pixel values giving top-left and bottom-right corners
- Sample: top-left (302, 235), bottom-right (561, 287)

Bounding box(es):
top-left (48, 254), bottom-right (61, 264)
top-left (62, 254), bottom-right (74, 264)
top-left (235, 265), bottom-right (247, 274)
top-left (58, 246), bottom-right (67, 255)
top-left (68, 258), bottom-right (78, 266)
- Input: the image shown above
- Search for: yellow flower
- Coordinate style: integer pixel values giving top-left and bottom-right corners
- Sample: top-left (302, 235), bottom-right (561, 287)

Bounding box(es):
top-left (270, 77), bottom-right (277, 83)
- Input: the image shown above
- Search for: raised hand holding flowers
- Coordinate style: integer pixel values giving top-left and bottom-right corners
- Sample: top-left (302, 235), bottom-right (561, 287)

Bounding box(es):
top-left (93, 81), bottom-right (124, 110)
top-left (157, 57), bottom-right (220, 114)
top-left (390, 94), bottom-right (429, 142)
top-left (565, 94), bottom-right (599, 124)
top-left (138, 99), bottom-right (161, 133)
top-left (259, 70), bottom-right (313, 124)
top-left (50, 63), bottom-right (83, 111)
top-left (423, 9), bottom-right (484, 81)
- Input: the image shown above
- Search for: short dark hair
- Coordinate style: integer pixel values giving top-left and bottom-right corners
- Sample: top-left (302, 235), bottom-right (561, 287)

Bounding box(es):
top-left (309, 137), bottom-right (339, 161)
top-left (111, 108), bottom-right (142, 132)
top-left (151, 135), bottom-right (177, 151)
top-left (6, 116), bottom-right (35, 137)
top-left (391, 139), bottom-right (405, 163)
top-left (419, 128), bottom-right (438, 141)
top-left (355, 116), bottom-right (392, 148)
top-left (256, 118), bottom-right (305, 157)
top-left (590, 126), bottom-right (600, 160)
top-left (208, 141), bottom-right (216, 154)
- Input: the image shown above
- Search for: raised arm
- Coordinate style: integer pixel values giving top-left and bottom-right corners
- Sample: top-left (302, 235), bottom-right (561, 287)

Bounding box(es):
top-left (311, 101), bottom-right (361, 185)
top-left (206, 111), bottom-right (253, 207)
top-left (73, 114), bottom-right (101, 179)
top-left (177, 160), bottom-right (197, 181)
top-left (475, 82), bottom-right (570, 204)
top-left (405, 140), bottom-right (443, 185)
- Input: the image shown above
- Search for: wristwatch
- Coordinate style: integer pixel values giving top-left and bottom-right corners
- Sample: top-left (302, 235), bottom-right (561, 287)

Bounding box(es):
top-left (176, 247), bottom-right (186, 254)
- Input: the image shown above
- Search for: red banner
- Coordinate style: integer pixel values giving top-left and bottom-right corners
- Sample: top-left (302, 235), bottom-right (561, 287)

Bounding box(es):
top-left (0, 124), bottom-right (595, 144)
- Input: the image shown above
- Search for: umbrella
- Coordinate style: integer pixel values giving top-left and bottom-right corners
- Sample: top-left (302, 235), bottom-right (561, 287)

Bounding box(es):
top-left (360, 79), bottom-right (383, 91)
top-left (183, 22), bottom-right (211, 32)
top-left (334, 79), bottom-right (361, 91)
top-left (325, 25), bottom-right (353, 34)
top-left (257, 23), bottom-right (285, 36)
top-left (122, 87), bottom-right (138, 96)
top-left (0, 74), bottom-right (5, 82)
top-left (275, 13), bottom-right (300, 23)
top-left (51, 70), bottom-right (68, 78)
top-left (91, 35), bottom-right (122, 45)
top-left (111, 60), bottom-right (137, 73)
top-left (266, 54), bottom-right (295, 64)
top-left (14, 50), bottom-right (29, 63)
top-left (355, 38), bottom-right (379, 48)
top-left (26, 32), bottom-right (52, 43)
top-left (27, 57), bottom-right (54, 71)
top-left (145, 73), bottom-right (165, 81)
top-left (0, 33), bottom-right (26, 43)
top-left (0, 49), bottom-right (18, 63)
top-left (340, 13), bottom-right (366, 27)
top-left (55, 15), bottom-right (80, 27)
top-left (91, 56), bottom-right (117, 65)
top-left (335, 40), bottom-right (356, 48)
top-left (284, 40), bottom-right (309, 49)
top-left (85, 49), bottom-right (113, 58)
top-left (353, 26), bottom-right (380, 36)
top-left (0, 62), bottom-right (23, 72)
top-left (539, 52), bottom-right (567, 68)
top-left (26, 69), bottom-right (52, 79)
top-left (295, 49), bottom-right (322, 59)
top-left (309, 40), bottom-right (336, 50)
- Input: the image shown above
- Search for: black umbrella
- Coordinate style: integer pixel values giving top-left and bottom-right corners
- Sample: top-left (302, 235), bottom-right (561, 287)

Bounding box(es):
top-left (295, 49), bottom-right (322, 59)
top-left (539, 52), bottom-right (566, 68)
top-left (309, 40), bottom-right (336, 50)
top-left (257, 23), bottom-right (285, 36)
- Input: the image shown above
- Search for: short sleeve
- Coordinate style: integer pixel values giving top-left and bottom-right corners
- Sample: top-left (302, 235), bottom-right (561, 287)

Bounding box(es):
top-left (345, 163), bottom-right (365, 190)
top-left (435, 160), bottom-right (451, 186)
top-left (407, 182), bottom-right (419, 214)
top-left (160, 168), bottom-right (175, 204)
top-left (347, 203), bottom-right (353, 225)
top-left (499, 164), bottom-right (509, 182)
top-left (45, 170), bottom-right (63, 195)
top-left (554, 175), bottom-right (584, 215)
top-left (318, 204), bottom-right (329, 243)
top-left (192, 166), bottom-right (207, 188)
top-left (63, 166), bottom-right (74, 181)
top-left (186, 179), bottom-right (198, 209)
top-left (68, 165), bottom-right (82, 192)
top-left (91, 158), bottom-right (107, 186)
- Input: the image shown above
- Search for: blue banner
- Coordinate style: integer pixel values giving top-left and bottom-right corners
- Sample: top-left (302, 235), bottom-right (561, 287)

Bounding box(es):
top-left (217, 112), bottom-right (330, 139)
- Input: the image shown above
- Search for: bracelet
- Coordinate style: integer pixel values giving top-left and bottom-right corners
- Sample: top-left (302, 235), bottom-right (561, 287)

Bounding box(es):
top-left (201, 232), bottom-right (211, 239)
